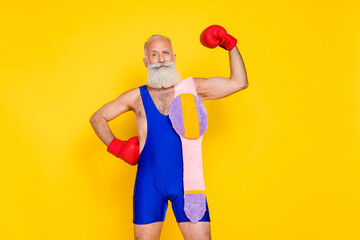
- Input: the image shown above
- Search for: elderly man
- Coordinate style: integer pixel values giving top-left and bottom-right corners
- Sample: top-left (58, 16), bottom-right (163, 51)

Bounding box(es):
top-left (90, 25), bottom-right (248, 240)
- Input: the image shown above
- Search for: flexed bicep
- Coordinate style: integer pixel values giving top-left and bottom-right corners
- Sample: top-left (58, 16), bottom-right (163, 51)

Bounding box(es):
top-left (193, 77), bottom-right (245, 100)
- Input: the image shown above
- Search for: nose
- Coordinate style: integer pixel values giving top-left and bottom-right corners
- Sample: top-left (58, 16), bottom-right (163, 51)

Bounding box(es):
top-left (158, 53), bottom-right (165, 63)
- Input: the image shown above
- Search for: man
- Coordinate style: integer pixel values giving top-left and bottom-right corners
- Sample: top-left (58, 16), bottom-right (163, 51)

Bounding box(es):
top-left (90, 25), bottom-right (248, 240)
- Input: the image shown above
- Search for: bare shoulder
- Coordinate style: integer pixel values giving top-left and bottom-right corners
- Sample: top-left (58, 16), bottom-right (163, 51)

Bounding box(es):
top-left (192, 77), bottom-right (207, 100)
top-left (115, 87), bottom-right (141, 109)
top-left (92, 87), bottom-right (141, 122)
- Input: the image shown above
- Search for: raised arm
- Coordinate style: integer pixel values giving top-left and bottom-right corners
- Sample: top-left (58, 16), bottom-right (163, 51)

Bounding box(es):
top-left (193, 25), bottom-right (248, 101)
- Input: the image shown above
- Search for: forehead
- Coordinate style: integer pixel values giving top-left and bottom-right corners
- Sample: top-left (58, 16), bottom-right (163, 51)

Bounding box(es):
top-left (146, 38), bottom-right (172, 53)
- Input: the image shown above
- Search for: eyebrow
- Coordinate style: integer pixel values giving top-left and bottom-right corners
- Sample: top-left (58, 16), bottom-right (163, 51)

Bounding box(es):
top-left (150, 49), bottom-right (170, 53)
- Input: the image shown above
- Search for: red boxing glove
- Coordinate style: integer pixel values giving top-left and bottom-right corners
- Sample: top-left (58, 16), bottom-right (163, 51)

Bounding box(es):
top-left (107, 137), bottom-right (139, 165)
top-left (200, 25), bottom-right (237, 51)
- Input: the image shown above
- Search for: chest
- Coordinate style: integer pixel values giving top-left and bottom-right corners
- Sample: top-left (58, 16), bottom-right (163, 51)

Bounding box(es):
top-left (147, 89), bottom-right (174, 115)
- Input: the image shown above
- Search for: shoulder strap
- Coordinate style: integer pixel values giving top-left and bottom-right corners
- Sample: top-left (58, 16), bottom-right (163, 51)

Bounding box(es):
top-left (174, 77), bottom-right (197, 97)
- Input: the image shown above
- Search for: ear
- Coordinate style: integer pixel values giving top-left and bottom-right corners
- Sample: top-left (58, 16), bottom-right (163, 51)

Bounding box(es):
top-left (143, 58), bottom-right (148, 68)
top-left (173, 54), bottom-right (176, 61)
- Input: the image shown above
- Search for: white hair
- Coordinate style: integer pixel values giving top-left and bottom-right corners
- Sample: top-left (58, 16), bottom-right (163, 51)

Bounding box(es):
top-left (143, 35), bottom-right (174, 62)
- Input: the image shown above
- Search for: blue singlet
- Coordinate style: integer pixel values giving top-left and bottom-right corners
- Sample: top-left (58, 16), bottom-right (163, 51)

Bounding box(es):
top-left (132, 85), bottom-right (211, 225)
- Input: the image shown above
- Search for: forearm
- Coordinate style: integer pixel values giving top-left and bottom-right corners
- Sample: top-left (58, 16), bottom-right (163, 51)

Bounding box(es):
top-left (229, 46), bottom-right (248, 87)
top-left (90, 115), bottom-right (115, 146)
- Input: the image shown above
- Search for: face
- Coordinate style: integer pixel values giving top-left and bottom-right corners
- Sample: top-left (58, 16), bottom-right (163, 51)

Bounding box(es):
top-left (143, 38), bottom-right (176, 68)
top-left (143, 37), bottom-right (181, 89)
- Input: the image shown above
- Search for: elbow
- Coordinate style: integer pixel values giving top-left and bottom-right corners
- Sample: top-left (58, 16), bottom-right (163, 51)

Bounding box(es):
top-left (90, 114), bottom-right (98, 124)
top-left (235, 80), bottom-right (248, 91)
top-left (89, 115), bottom-right (95, 125)
top-left (90, 113), bottom-right (108, 124)
top-left (231, 76), bottom-right (248, 91)
top-left (239, 76), bottom-right (249, 90)
top-left (241, 81), bottom-right (249, 89)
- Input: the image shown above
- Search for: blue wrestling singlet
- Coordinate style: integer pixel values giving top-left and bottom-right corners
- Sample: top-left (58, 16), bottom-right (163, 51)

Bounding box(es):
top-left (132, 85), bottom-right (211, 225)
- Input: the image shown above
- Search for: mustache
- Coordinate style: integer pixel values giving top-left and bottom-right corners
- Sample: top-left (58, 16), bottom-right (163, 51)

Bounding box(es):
top-left (146, 60), bottom-right (181, 88)
top-left (148, 62), bottom-right (172, 70)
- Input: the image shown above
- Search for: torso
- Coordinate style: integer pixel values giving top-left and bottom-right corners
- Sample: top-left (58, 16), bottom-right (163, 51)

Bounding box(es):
top-left (146, 85), bottom-right (175, 116)
top-left (129, 85), bottom-right (175, 154)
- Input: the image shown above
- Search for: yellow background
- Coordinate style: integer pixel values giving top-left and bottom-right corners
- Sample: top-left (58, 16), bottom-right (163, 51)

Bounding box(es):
top-left (1, 0), bottom-right (359, 239)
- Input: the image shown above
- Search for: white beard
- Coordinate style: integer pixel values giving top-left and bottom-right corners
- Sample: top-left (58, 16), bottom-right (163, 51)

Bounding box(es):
top-left (146, 61), bottom-right (182, 89)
